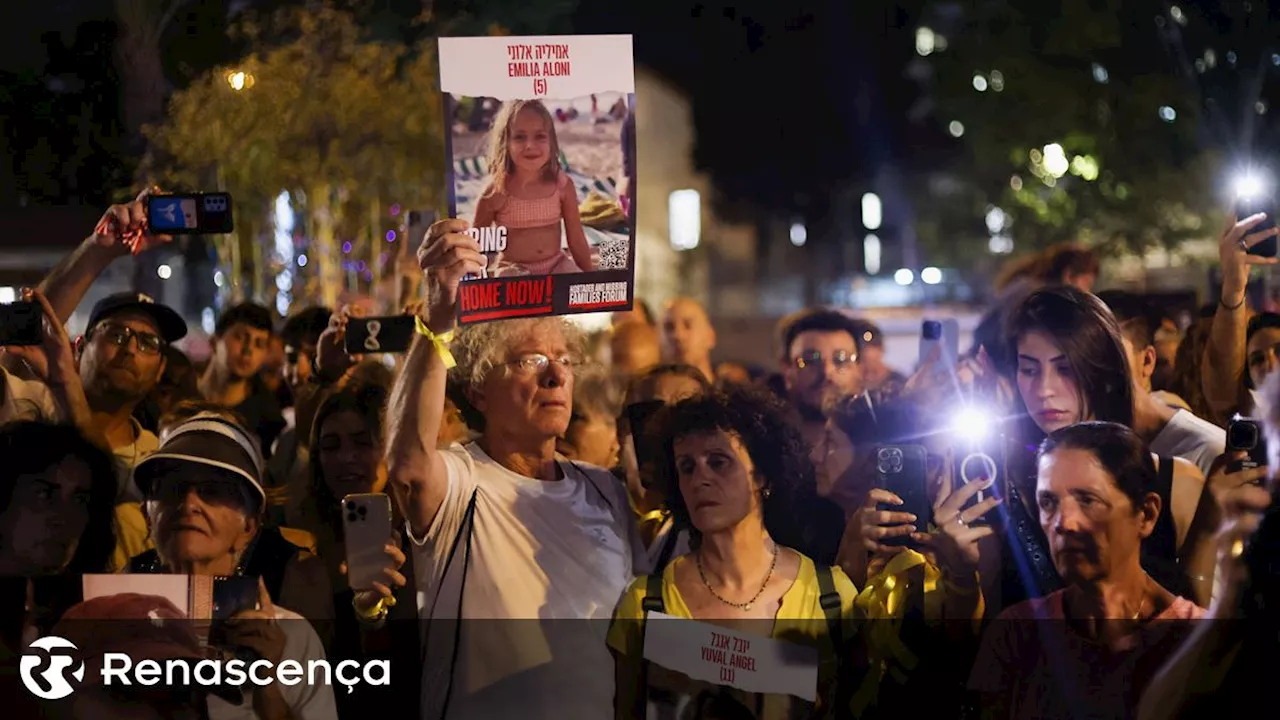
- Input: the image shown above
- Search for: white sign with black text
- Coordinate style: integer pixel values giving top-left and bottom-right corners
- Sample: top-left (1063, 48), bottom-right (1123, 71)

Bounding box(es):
top-left (641, 612), bottom-right (819, 702)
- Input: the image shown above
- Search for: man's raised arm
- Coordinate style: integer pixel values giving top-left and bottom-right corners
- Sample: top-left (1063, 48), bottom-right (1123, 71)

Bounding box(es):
top-left (384, 219), bottom-right (483, 538)
top-left (40, 189), bottom-right (174, 324)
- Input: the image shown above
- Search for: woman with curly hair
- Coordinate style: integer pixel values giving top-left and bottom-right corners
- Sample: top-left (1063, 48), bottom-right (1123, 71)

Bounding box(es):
top-left (608, 386), bottom-right (864, 719)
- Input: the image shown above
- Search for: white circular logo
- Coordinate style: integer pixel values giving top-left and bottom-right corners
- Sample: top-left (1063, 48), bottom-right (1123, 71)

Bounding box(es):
top-left (20, 636), bottom-right (85, 700)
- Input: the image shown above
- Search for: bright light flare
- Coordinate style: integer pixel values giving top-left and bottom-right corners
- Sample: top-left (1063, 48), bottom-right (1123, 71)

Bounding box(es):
top-left (1235, 173), bottom-right (1267, 199)
top-left (952, 406), bottom-right (994, 443)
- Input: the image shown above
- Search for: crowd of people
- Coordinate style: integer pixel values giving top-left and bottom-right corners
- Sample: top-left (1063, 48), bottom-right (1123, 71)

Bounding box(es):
top-left (0, 192), bottom-right (1278, 720)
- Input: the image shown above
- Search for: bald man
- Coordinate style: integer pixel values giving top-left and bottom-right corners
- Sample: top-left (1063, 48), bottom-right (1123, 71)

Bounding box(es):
top-left (610, 320), bottom-right (662, 380)
top-left (660, 297), bottom-right (717, 383)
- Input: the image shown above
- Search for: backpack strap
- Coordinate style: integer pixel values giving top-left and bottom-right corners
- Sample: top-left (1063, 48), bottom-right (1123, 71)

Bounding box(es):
top-left (816, 565), bottom-right (851, 718)
top-left (816, 564), bottom-right (842, 643)
top-left (634, 574), bottom-right (665, 719)
top-left (653, 520), bottom-right (682, 573)
top-left (642, 572), bottom-right (665, 614)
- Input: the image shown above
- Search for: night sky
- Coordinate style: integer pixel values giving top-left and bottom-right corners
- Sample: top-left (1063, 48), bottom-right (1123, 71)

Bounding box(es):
top-left (0, 0), bottom-right (935, 219)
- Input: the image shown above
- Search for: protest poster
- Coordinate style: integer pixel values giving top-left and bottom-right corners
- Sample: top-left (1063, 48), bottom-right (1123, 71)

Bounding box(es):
top-left (438, 34), bottom-right (637, 325)
top-left (641, 612), bottom-right (820, 719)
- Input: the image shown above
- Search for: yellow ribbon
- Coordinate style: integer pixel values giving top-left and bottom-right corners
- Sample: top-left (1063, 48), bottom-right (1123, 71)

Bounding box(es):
top-left (853, 550), bottom-right (943, 693)
top-left (414, 316), bottom-right (457, 369)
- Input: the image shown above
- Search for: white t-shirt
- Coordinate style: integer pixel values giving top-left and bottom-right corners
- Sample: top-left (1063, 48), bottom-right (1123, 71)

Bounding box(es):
top-left (407, 442), bottom-right (647, 720)
top-left (1150, 409), bottom-right (1227, 477)
top-left (115, 418), bottom-right (159, 504)
top-left (207, 606), bottom-right (338, 720)
top-left (0, 365), bottom-right (58, 425)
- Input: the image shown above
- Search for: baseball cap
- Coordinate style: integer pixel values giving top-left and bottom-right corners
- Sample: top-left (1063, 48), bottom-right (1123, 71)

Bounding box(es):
top-left (132, 412), bottom-right (266, 511)
top-left (53, 593), bottom-right (242, 704)
top-left (87, 292), bottom-right (188, 344)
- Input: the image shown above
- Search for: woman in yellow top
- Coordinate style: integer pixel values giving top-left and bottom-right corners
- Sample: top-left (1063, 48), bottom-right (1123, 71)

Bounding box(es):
top-left (609, 387), bottom-right (863, 719)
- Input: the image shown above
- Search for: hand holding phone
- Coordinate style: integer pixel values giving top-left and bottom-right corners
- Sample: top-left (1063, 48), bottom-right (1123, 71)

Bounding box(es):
top-left (343, 493), bottom-right (395, 591)
top-left (209, 578), bottom-right (285, 666)
top-left (1236, 195), bottom-right (1278, 258)
top-left (93, 188), bottom-right (175, 257)
top-left (1228, 418), bottom-right (1269, 473)
top-left (872, 445), bottom-right (932, 548)
top-left (0, 300), bottom-right (42, 346)
top-left (2, 289), bottom-right (78, 387)
top-left (910, 476), bottom-right (1001, 577)
top-left (145, 192), bottom-right (234, 236)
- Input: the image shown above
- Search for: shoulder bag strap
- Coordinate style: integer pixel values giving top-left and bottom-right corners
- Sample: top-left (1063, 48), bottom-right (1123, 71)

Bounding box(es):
top-left (815, 565), bottom-right (850, 718)
top-left (653, 520), bottom-right (681, 573)
top-left (633, 574), bottom-right (665, 720)
top-left (425, 487), bottom-right (479, 720)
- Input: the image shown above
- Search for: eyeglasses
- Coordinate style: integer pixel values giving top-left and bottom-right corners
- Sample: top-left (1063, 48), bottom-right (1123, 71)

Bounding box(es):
top-left (93, 323), bottom-right (164, 355)
top-left (153, 475), bottom-right (250, 508)
top-left (506, 353), bottom-right (582, 376)
top-left (792, 350), bottom-right (857, 373)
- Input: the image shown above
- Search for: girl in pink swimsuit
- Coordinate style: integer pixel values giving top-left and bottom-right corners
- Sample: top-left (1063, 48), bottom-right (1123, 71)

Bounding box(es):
top-left (473, 100), bottom-right (595, 277)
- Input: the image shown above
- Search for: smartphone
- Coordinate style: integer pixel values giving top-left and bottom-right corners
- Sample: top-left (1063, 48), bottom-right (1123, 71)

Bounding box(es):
top-left (625, 400), bottom-right (667, 466)
top-left (205, 575), bottom-right (262, 662)
top-left (1228, 417), bottom-right (1269, 473)
top-left (342, 493), bottom-right (394, 591)
top-left (0, 301), bottom-right (42, 346)
top-left (345, 315), bottom-right (417, 355)
top-left (1236, 195), bottom-right (1278, 257)
top-left (956, 450), bottom-right (1002, 525)
top-left (919, 319), bottom-right (959, 369)
top-left (146, 192), bottom-right (235, 235)
top-left (874, 445), bottom-right (932, 547)
top-left (211, 576), bottom-right (259, 620)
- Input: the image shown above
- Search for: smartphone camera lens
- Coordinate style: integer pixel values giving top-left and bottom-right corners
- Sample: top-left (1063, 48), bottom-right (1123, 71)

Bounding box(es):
top-left (876, 448), bottom-right (903, 475)
top-left (357, 506), bottom-right (367, 516)
top-left (1229, 422), bottom-right (1259, 451)
top-left (345, 501), bottom-right (356, 511)
top-left (347, 513), bottom-right (358, 523)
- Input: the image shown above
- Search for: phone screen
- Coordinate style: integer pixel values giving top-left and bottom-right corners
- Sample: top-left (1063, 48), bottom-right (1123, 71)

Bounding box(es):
top-left (147, 193), bottom-right (234, 235)
top-left (148, 197), bottom-right (200, 231)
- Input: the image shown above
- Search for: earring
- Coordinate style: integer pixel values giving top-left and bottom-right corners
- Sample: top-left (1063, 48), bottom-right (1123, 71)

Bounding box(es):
top-left (762, 488), bottom-right (772, 499)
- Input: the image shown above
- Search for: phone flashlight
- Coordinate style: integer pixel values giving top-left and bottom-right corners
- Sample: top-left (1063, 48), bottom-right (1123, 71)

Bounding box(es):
top-left (951, 405), bottom-right (995, 443)
top-left (1234, 172), bottom-right (1278, 255)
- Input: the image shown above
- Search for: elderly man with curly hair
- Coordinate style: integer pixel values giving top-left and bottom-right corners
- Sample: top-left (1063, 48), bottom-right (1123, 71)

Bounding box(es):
top-left (386, 219), bottom-right (649, 720)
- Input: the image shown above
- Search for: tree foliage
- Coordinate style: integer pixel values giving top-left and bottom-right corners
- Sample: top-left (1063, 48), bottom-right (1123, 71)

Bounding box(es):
top-left (145, 1), bottom-right (444, 310)
top-left (923, 0), bottom-right (1221, 261)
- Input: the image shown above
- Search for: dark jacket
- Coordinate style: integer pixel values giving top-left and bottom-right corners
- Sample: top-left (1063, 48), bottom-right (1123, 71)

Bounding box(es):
top-left (129, 526), bottom-right (302, 602)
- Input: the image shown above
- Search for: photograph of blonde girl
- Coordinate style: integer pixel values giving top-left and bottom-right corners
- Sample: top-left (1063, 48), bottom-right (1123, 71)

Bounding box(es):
top-left (449, 94), bottom-right (634, 277)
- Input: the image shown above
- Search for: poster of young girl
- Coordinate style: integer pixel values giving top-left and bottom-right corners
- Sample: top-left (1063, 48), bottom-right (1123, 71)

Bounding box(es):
top-left (439, 35), bottom-right (637, 325)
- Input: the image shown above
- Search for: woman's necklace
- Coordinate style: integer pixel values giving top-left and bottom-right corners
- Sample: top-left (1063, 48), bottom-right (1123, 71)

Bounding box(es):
top-left (696, 543), bottom-right (779, 611)
top-left (1129, 596), bottom-right (1147, 621)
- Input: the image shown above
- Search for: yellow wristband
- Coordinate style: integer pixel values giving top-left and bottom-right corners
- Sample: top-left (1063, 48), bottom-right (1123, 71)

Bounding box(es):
top-left (353, 596), bottom-right (388, 622)
top-left (414, 316), bottom-right (457, 369)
